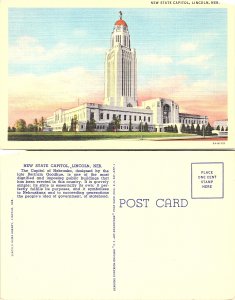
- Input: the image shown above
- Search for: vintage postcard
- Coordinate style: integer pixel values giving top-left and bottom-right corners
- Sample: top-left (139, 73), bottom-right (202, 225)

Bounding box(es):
top-left (0, 0), bottom-right (234, 149)
top-left (1, 150), bottom-right (235, 299)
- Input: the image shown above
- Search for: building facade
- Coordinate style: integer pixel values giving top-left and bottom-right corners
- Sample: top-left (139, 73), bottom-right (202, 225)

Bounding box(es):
top-left (104, 11), bottom-right (137, 108)
top-left (46, 12), bottom-right (208, 132)
top-left (213, 119), bottom-right (228, 131)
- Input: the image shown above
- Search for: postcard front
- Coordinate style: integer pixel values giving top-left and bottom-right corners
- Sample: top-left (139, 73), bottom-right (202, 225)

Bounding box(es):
top-left (0, 0), bottom-right (234, 149)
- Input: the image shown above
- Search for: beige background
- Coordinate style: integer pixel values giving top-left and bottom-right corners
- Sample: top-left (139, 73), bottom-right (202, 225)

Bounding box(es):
top-left (1, 150), bottom-right (235, 300)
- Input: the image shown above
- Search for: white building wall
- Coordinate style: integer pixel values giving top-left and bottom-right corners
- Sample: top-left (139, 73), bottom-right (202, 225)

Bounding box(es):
top-left (142, 98), bottom-right (180, 126)
top-left (46, 103), bottom-right (154, 132)
top-left (104, 18), bottom-right (137, 108)
top-left (213, 120), bottom-right (228, 130)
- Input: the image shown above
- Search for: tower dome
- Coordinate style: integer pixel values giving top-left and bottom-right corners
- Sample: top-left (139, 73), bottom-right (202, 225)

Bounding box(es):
top-left (115, 19), bottom-right (127, 27)
top-left (114, 11), bottom-right (128, 27)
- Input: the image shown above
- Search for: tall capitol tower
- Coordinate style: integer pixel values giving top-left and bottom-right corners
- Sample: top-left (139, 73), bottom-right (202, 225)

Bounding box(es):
top-left (104, 11), bottom-right (137, 108)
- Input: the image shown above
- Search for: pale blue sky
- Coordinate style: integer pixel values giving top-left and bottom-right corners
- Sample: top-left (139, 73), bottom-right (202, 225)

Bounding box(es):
top-left (9, 8), bottom-right (227, 86)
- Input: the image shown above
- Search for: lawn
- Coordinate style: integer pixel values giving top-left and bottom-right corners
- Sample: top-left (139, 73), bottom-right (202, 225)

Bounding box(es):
top-left (8, 131), bottom-right (194, 141)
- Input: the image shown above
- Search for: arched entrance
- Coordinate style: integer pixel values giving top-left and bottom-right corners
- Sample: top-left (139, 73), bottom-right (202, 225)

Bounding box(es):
top-left (163, 104), bottom-right (171, 124)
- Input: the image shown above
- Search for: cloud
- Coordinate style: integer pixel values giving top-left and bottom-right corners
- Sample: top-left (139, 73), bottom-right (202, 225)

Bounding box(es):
top-left (9, 36), bottom-right (106, 64)
top-left (140, 75), bottom-right (225, 101)
top-left (138, 75), bottom-right (227, 123)
top-left (140, 54), bottom-right (173, 65)
top-left (180, 42), bottom-right (198, 51)
top-left (8, 70), bottom-right (227, 126)
top-left (8, 66), bottom-right (104, 125)
top-left (178, 54), bottom-right (213, 66)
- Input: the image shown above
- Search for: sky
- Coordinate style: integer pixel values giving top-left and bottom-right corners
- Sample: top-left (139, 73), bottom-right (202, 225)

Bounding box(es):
top-left (8, 8), bottom-right (227, 126)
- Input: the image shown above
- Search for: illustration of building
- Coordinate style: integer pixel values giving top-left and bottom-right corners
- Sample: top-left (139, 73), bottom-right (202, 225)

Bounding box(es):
top-left (46, 12), bottom-right (208, 132)
top-left (213, 119), bottom-right (228, 136)
top-left (213, 119), bottom-right (228, 131)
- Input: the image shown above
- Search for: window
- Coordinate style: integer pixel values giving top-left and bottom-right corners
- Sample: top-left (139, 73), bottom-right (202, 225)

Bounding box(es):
top-left (124, 115), bottom-right (127, 121)
top-left (107, 113), bottom-right (110, 120)
top-left (139, 116), bottom-right (142, 121)
top-left (148, 117), bottom-right (150, 122)
top-left (119, 115), bottom-right (121, 120)
top-left (144, 116), bottom-right (146, 121)
top-left (113, 114), bottom-right (116, 120)
top-left (129, 115), bottom-right (132, 121)
top-left (100, 113), bottom-right (103, 120)
top-left (90, 112), bottom-right (94, 120)
top-left (134, 116), bottom-right (136, 121)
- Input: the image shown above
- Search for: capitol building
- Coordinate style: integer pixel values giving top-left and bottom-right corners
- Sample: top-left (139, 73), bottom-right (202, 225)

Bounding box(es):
top-left (46, 12), bottom-right (208, 132)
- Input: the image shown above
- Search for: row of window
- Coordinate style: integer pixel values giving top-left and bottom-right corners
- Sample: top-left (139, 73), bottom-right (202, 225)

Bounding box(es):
top-left (96, 125), bottom-right (105, 130)
top-left (122, 57), bottom-right (132, 97)
top-left (63, 112), bottom-right (86, 123)
top-left (99, 112), bottom-right (150, 122)
top-left (113, 35), bottom-right (130, 48)
top-left (180, 118), bottom-right (206, 125)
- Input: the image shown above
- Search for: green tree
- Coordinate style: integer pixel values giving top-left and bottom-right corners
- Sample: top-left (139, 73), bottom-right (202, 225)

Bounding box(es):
top-left (196, 124), bottom-right (200, 135)
top-left (200, 125), bottom-right (205, 136)
top-left (129, 119), bottom-right (132, 132)
top-left (62, 123), bottom-right (67, 132)
top-left (86, 120), bottom-right (90, 131)
top-left (113, 117), bottom-right (120, 132)
top-left (186, 124), bottom-right (191, 133)
top-left (139, 122), bottom-right (143, 132)
top-left (27, 124), bottom-right (34, 132)
top-left (86, 119), bottom-right (96, 132)
top-left (221, 126), bottom-right (224, 132)
top-left (174, 125), bottom-right (178, 133)
top-left (73, 114), bottom-right (78, 131)
top-left (33, 118), bottom-right (39, 132)
top-left (191, 123), bottom-right (195, 134)
top-left (39, 116), bottom-right (45, 131)
top-left (205, 123), bottom-right (213, 136)
top-left (107, 122), bottom-right (114, 132)
top-left (181, 123), bottom-right (186, 133)
top-left (8, 126), bottom-right (12, 132)
top-left (225, 126), bottom-right (228, 131)
top-left (69, 118), bottom-right (74, 132)
top-left (89, 119), bottom-right (96, 131)
top-left (15, 119), bottom-right (26, 132)
top-left (216, 125), bottom-right (220, 130)
top-left (144, 122), bottom-right (148, 132)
